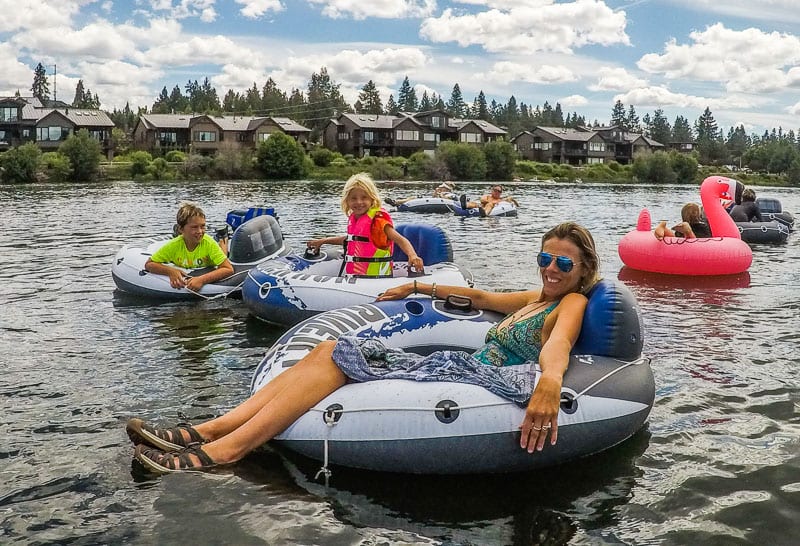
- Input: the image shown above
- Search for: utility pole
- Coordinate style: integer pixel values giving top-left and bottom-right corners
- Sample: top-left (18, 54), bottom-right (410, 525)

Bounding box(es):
top-left (52, 64), bottom-right (57, 102)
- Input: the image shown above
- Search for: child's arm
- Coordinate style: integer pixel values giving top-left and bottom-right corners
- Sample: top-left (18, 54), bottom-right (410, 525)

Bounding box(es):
top-left (184, 258), bottom-right (234, 291)
top-left (145, 259), bottom-right (189, 289)
top-left (306, 235), bottom-right (346, 251)
top-left (384, 226), bottom-right (424, 273)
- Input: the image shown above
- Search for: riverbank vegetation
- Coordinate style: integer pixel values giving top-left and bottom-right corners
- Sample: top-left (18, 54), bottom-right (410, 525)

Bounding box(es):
top-left (0, 127), bottom-right (795, 187)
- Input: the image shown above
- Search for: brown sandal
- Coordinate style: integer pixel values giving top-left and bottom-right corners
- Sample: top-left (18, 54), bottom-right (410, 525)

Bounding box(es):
top-left (126, 418), bottom-right (206, 452)
top-left (135, 444), bottom-right (217, 473)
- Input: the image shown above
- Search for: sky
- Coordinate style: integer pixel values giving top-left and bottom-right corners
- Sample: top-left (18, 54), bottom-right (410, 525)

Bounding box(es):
top-left (2, 0), bottom-right (800, 136)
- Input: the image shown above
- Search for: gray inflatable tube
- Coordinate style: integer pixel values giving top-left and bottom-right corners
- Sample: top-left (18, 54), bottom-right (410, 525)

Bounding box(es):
top-left (251, 279), bottom-right (655, 474)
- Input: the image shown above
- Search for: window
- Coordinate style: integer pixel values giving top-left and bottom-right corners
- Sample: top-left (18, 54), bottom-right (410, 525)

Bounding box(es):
top-left (431, 117), bottom-right (441, 128)
top-left (460, 132), bottom-right (482, 143)
top-left (338, 132), bottom-right (350, 140)
top-left (193, 131), bottom-right (216, 142)
top-left (396, 130), bottom-right (419, 141)
top-left (37, 126), bottom-right (65, 141)
top-left (534, 142), bottom-right (552, 150)
top-left (158, 131), bottom-right (176, 143)
top-left (0, 107), bottom-right (18, 122)
top-left (589, 142), bottom-right (605, 152)
top-left (587, 157), bottom-right (604, 164)
top-left (88, 129), bottom-right (106, 141)
top-left (237, 133), bottom-right (249, 142)
top-left (423, 133), bottom-right (438, 142)
top-left (258, 132), bottom-right (272, 142)
top-left (363, 131), bottom-right (374, 143)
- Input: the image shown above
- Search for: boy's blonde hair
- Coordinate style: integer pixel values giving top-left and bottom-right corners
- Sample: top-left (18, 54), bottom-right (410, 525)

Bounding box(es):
top-left (681, 202), bottom-right (702, 224)
top-left (340, 172), bottom-right (381, 215)
top-left (176, 202), bottom-right (206, 229)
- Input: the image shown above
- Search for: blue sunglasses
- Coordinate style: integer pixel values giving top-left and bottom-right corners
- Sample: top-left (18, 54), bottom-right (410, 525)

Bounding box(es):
top-left (537, 252), bottom-right (578, 273)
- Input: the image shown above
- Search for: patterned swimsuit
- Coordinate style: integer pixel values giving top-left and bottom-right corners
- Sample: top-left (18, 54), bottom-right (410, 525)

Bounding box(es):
top-left (331, 301), bottom-right (559, 406)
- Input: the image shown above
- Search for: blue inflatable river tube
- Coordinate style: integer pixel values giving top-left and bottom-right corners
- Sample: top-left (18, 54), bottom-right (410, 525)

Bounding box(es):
top-left (250, 279), bottom-right (654, 474)
top-left (242, 223), bottom-right (474, 326)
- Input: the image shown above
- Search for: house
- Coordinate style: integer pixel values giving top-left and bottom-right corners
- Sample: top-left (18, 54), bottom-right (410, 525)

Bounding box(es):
top-left (0, 96), bottom-right (114, 155)
top-left (512, 125), bottom-right (664, 165)
top-left (132, 114), bottom-right (310, 155)
top-left (322, 109), bottom-right (507, 158)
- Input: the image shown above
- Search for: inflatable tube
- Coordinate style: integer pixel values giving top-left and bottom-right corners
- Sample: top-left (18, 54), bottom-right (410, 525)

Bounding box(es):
top-left (242, 223), bottom-right (474, 326)
top-left (736, 220), bottom-right (789, 244)
top-left (618, 266), bottom-right (751, 291)
top-left (618, 176), bottom-right (752, 275)
top-left (755, 197), bottom-right (795, 231)
top-left (396, 197), bottom-right (458, 214)
top-left (452, 200), bottom-right (518, 217)
top-left (250, 280), bottom-right (654, 474)
top-left (112, 213), bottom-right (289, 300)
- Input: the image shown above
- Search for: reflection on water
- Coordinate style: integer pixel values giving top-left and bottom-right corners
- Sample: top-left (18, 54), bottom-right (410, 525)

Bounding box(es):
top-left (1, 180), bottom-right (799, 545)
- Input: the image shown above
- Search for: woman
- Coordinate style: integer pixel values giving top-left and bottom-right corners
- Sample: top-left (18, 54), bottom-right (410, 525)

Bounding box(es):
top-left (128, 222), bottom-right (600, 473)
top-left (653, 202), bottom-right (711, 240)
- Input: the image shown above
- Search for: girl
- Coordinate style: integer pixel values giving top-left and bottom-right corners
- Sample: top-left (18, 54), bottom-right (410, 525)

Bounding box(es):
top-left (305, 172), bottom-right (424, 276)
top-left (128, 222), bottom-right (600, 472)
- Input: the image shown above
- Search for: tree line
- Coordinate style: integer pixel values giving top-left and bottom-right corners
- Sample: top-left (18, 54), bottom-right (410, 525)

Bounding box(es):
top-left (17, 62), bottom-right (800, 180)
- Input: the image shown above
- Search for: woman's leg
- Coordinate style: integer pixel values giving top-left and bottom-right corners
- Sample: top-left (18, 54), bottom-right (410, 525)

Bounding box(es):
top-left (160, 340), bottom-right (347, 465)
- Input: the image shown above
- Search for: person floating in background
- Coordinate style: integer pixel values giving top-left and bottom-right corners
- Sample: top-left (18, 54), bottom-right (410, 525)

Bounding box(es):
top-left (305, 172), bottom-right (424, 276)
top-left (459, 185), bottom-right (520, 216)
top-left (127, 222), bottom-right (600, 473)
top-left (654, 202), bottom-right (712, 240)
top-left (145, 202), bottom-right (234, 291)
top-left (729, 188), bottom-right (763, 223)
top-left (385, 181), bottom-right (457, 206)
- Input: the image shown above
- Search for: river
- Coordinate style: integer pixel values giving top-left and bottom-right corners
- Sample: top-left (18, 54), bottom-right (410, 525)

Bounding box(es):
top-left (1, 179), bottom-right (798, 545)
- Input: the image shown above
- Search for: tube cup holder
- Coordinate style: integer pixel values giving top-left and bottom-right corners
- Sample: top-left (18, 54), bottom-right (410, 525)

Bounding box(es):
top-left (560, 392), bottom-right (578, 414)
top-left (323, 403), bottom-right (343, 424)
top-left (443, 295), bottom-right (473, 312)
top-left (303, 246), bottom-right (321, 260)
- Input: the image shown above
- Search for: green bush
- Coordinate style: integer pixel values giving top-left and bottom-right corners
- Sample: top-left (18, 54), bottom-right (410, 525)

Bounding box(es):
top-left (310, 147), bottom-right (335, 167)
top-left (255, 132), bottom-right (307, 179)
top-left (436, 141), bottom-right (486, 180)
top-left (483, 140), bottom-right (517, 180)
top-left (0, 142), bottom-right (41, 184)
top-left (58, 129), bottom-right (102, 181)
top-left (40, 152), bottom-right (73, 182)
top-left (407, 151), bottom-right (449, 180)
top-left (366, 158), bottom-right (403, 180)
top-left (330, 158), bottom-right (348, 168)
top-left (164, 150), bottom-right (186, 162)
top-left (147, 157), bottom-right (174, 180)
top-left (129, 151), bottom-right (153, 177)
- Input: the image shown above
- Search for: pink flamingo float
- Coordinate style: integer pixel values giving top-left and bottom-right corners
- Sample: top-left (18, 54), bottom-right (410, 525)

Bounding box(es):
top-left (618, 176), bottom-right (753, 275)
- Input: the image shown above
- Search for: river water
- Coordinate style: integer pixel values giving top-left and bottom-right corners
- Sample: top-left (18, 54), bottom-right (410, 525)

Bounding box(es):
top-left (1, 179), bottom-right (798, 545)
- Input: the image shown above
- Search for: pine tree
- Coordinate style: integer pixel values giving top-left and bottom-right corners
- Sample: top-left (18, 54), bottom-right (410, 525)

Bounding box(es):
top-left (262, 78), bottom-right (288, 113)
top-left (385, 94), bottom-right (398, 115)
top-left (419, 91), bottom-right (432, 111)
top-left (397, 76), bottom-right (417, 112)
top-left (474, 90), bottom-right (489, 120)
top-left (447, 83), bottom-right (466, 117)
top-left (610, 100), bottom-right (626, 130)
top-left (694, 107), bottom-right (720, 142)
top-left (672, 115), bottom-right (693, 142)
top-left (31, 62), bottom-right (50, 102)
top-left (357, 80), bottom-right (383, 114)
top-left (648, 109), bottom-right (671, 144)
top-left (626, 105), bottom-right (641, 132)
top-left (151, 86), bottom-right (170, 113)
top-left (72, 79), bottom-right (86, 107)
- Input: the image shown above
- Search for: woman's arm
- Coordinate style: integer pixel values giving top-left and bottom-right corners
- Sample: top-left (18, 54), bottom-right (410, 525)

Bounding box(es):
top-left (519, 292), bottom-right (587, 452)
top-left (376, 281), bottom-right (537, 315)
top-left (384, 226), bottom-right (424, 272)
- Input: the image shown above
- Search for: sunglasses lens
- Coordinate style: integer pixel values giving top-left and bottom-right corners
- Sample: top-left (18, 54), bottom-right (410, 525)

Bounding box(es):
top-left (536, 252), bottom-right (552, 268)
top-left (556, 256), bottom-right (574, 272)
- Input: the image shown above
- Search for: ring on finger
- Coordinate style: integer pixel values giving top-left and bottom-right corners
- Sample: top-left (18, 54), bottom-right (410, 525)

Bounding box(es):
top-left (542, 424), bottom-right (551, 430)
top-left (532, 426), bottom-right (542, 431)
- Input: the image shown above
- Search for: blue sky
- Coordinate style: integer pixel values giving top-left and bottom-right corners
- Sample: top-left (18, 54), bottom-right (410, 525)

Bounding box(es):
top-left (2, 0), bottom-right (799, 136)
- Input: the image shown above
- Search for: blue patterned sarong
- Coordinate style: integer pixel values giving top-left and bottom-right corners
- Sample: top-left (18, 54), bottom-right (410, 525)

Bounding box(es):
top-left (331, 335), bottom-right (537, 406)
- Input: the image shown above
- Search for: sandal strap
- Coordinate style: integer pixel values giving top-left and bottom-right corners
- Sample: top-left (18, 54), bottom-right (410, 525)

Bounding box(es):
top-left (181, 445), bottom-right (215, 468)
top-left (149, 422), bottom-right (205, 447)
top-left (174, 423), bottom-right (205, 444)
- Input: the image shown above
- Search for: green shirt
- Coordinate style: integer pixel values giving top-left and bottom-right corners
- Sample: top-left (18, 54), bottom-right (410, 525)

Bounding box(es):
top-left (150, 234), bottom-right (227, 269)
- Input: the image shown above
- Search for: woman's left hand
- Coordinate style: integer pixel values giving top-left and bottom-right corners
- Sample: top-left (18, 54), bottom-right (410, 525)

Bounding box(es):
top-left (375, 283), bottom-right (414, 301)
top-left (408, 255), bottom-right (424, 273)
top-left (519, 372), bottom-right (562, 453)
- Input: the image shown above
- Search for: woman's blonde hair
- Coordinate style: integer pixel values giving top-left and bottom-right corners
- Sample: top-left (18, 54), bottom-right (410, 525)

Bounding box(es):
top-left (681, 202), bottom-right (702, 224)
top-left (340, 172), bottom-right (381, 215)
top-left (176, 202), bottom-right (206, 229)
top-left (539, 222), bottom-right (600, 298)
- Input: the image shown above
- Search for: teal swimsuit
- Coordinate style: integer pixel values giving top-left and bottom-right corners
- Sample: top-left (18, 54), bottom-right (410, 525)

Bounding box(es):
top-left (472, 302), bottom-right (559, 367)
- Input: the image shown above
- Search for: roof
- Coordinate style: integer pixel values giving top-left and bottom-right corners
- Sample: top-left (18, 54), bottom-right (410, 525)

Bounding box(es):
top-left (536, 126), bottom-right (597, 142)
top-left (138, 113), bottom-right (194, 129)
top-left (450, 118), bottom-right (506, 134)
top-left (38, 108), bottom-right (114, 127)
top-left (339, 113), bottom-right (397, 129)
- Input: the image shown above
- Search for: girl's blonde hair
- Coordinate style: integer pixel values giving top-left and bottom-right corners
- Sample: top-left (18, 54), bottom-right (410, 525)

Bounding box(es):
top-left (340, 172), bottom-right (381, 215)
top-left (176, 202), bottom-right (206, 229)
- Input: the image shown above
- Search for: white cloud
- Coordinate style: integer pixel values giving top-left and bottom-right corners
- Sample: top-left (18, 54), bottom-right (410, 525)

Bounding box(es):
top-left (144, 35), bottom-right (265, 67)
top-left (788, 102), bottom-right (800, 115)
top-left (560, 94), bottom-right (588, 107)
top-left (235, 0), bottom-right (284, 18)
top-left (420, 0), bottom-right (630, 54)
top-left (0, 43), bottom-right (39, 94)
top-left (0, 0), bottom-right (84, 32)
top-left (615, 85), bottom-right (757, 111)
top-left (308, 0), bottom-right (437, 20)
top-left (638, 23), bottom-right (800, 94)
top-left (589, 67), bottom-right (648, 92)
top-left (482, 61), bottom-right (577, 85)
top-left (147, 0), bottom-right (218, 20)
